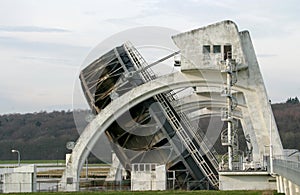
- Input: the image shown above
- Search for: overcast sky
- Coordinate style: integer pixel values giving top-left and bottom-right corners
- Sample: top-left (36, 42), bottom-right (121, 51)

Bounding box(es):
top-left (0, 0), bottom-right (299, 114)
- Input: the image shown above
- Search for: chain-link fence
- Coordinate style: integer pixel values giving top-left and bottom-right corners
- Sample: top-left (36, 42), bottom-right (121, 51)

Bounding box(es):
top-left (0, 178), bottom-right (214, 193)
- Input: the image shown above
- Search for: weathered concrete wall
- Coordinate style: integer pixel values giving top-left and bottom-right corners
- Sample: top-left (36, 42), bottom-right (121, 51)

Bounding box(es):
top-left (105, 153), bottom-right (126, 182)
top-left (172, 20), bottom-right (283, 164)
top-left (276, 175), bottom-right (300, 195)
top-left (131, 164), bottom-right (166, 191)
top-left (172, 20), bottom-right (246, 70)
top-left (3, 165), bottom-right (36, 193)
top-left (219, 172), bottom-right (276, 190)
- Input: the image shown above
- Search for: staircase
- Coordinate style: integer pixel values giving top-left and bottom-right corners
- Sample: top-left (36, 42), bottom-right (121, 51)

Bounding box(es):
top-left (219, 56), bottom-right (240, 171)
top-left (123, 42), bottom-right (219, 188)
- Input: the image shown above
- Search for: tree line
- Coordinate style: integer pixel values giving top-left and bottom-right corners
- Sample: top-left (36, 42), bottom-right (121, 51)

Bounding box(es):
top-left (0, 102), bottom-right (299, 160)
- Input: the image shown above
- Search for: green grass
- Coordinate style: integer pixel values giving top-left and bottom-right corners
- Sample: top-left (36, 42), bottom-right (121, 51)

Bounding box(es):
top-left (4, 191), bottom-right (282, 195)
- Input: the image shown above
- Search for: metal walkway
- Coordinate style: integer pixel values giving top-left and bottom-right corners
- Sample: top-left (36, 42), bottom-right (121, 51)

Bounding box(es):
top-left (273, 158), bottom-right (300, 186)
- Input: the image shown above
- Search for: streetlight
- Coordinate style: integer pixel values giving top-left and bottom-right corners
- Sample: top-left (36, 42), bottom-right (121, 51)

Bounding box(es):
top-left (11, 149), bottom-right (20, 166)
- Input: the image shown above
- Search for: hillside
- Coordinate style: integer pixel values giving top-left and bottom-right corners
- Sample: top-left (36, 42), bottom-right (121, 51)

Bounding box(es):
top-left (0, 111), bottom-right (79, 160)
top-left (0, 102), bottom-right (299, 160)
top-left (272, 103), bottom-right (300, 149)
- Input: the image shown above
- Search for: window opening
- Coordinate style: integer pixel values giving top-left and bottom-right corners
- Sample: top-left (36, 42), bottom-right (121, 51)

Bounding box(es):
top-left (203, 45), bottom-right (210, 54)
top-left (224, 45), bottom-right (232, 60)
top-left (213, 45), bottom-right (221, 53)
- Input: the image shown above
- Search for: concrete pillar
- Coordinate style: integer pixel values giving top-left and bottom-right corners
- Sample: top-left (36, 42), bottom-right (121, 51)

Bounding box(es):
top-left (295, 184), bottom-right (299, 194)
top-left (288, 180), bottom-right (295, 195)
top-left (278, 175), bottom-right (284, 193)
top-left (276, 175), bottom-right (280, 192)
top-left (276, 175), bottom-right (284, 193)
top-left (64, 175), bottom-right (79, 192)
top-left (283, 177), bottom-right (289, 195)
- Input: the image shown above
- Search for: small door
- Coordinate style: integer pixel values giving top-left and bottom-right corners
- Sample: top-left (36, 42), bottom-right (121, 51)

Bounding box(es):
top-left (224, 45), bottom-right (232, 60)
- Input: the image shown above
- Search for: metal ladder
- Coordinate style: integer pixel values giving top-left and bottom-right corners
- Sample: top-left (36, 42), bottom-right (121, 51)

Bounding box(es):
top-left (177, 111), bottom-right (219, 170)
top-left (124, 42), bottom-right (219, 170)
top-left (124, 42), bottom-right (219, 188)
top-left (165, 91), bottom-right (219, 171)
top-left (154, 93), bottom-right (219, 187)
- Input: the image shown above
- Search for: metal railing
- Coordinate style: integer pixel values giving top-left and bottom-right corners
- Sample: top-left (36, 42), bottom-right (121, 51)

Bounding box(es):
top-left (124, 42), bottom-right (219, 188)
top-left (273, 158), bottom-right (300, 172)
top-left (273, 158), bottom-right (300, 186)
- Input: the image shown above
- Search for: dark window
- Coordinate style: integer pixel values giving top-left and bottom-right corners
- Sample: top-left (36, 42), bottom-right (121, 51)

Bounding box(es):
top-left (140, 164), bottom-right (145, 171)
top-left (151, 164), bottom-right (156, 171)
top-left (224, 45), bottom-right (232, 60)
top-left (145, 164), bottom-right (150, 171)
top-left (203, 45), bottom-right (210, 54)
top-left (213, 45), bottom-right (221, 53)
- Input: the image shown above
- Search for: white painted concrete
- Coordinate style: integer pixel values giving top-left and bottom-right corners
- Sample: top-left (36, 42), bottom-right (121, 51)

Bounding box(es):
top-left (172, 20), bottom-right (284, 163)
top-left (276, 175), bottom-right (284, 193)
top-left (105, 153), bottom-right (126, 182)
top-left (3, 165), bottom-right (36, 193)
top-left (131, 164), bottom-right (166, 191)
top-left (276, 175), bottom-right (300, 195)
top-left (219, 172), bottom-right (276, 191)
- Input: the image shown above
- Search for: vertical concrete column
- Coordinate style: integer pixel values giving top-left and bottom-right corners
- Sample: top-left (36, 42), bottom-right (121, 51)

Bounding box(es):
top-left (283, 177), bottom-right (289, 195)
top-left (288, 180), bottom-right (295, 195)
top-left (64, 167), bottom-right (79, 192)
top-left (276, 175), bottom-right (284, 193)
top-left (65, 182), bottom-right (78, 192)
top-left (276, 175), bottom-right (280, 192)
top-left (295, 183), bottom-right (299, 194)
top-left (280, 175), bottom-right (285, 193)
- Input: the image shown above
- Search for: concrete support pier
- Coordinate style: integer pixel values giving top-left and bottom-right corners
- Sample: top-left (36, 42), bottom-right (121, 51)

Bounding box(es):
top-left (219, 171), bottom-right (276, 191)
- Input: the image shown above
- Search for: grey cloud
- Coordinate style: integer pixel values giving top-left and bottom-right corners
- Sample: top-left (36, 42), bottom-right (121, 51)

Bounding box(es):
top-left (0, 36), bottom-right (90, 57)
top-left (18, 56), bottom-right (79, 67)
top-left (147, 0), bottom-right (300, 39)
top-left (104, 18), bottom-right (140, 26)
top-left (0, 25), bottom-right (70, 33)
